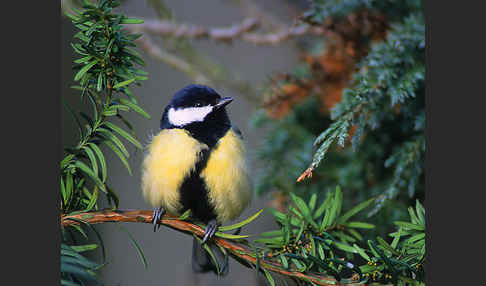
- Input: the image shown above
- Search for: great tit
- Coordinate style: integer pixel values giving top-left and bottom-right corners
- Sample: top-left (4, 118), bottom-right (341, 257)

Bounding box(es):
top-left (141, 84), bottom-right (252, 275)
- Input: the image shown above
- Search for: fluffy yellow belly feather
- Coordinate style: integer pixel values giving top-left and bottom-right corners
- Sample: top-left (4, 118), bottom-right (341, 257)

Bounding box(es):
top-left (141, 129), bottom-right (208, 214)
top-left (201, 130), bottom-right (252, 223)
top-left (141, 128), bottom-right (252, 223)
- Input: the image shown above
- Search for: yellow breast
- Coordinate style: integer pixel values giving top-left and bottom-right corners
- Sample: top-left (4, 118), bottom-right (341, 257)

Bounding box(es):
top-left (201, 129), bottom-right (252, 223)
top-left (141, 129), bottom-right (208, 214)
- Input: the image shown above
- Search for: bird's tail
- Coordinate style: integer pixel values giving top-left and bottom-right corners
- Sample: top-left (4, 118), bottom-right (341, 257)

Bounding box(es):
top-left (192, 237), bottom-right (229, 276)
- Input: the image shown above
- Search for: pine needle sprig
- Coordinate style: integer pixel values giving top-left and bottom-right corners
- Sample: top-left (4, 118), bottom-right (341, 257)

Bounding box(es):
top-left (61, 0), bottom-right (149, 215)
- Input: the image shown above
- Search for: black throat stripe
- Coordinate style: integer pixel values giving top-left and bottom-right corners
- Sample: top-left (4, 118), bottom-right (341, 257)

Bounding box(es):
top-left (160, 105), bottom-right (233, 223)
top-left (178, 128), bottom-right (231, 223)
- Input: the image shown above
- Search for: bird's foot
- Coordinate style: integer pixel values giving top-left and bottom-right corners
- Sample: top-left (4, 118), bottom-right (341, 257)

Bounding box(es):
top-left (151, 207), bottom-right (166, 232)
top-left (202, 219), bottom-right (218, 243)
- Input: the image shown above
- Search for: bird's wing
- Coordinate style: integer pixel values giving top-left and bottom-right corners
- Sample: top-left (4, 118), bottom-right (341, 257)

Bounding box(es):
top-left (231, 125), bottom-right (244, 140)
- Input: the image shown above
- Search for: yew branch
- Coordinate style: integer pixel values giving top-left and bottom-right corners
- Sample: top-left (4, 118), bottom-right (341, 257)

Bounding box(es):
top-left (61, 209), bottom-right (363, 286)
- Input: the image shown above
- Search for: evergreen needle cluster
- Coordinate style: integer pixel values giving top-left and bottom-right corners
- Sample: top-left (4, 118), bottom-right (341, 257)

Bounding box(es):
top-left (253, 188), bottom-right (425, 285)
top-left (61, 0), bottom-right (149, 284)
top-left (251, 0), bottom-right (425, 284)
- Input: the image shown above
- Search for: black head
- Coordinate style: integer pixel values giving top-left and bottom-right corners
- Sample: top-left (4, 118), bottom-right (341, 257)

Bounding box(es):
top-left (160, 84), bottom-right (233, 147)
top-left (170, 84), bottom-right (225, 108)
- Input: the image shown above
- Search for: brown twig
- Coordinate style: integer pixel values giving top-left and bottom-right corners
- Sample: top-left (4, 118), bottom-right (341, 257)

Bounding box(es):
top-left (61, 209), bottom-right (364, 286)
top-left (136, 18), bottom-right (259, 42)
top-left (132, 18), bottom-right (325, 45)
top-left (297, 167), bottom-right (314, 182)
top-left (242, 25), bottom-right (325, 45)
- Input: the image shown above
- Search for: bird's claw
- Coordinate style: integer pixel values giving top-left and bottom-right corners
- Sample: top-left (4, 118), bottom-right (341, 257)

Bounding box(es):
top-left (151, 207), bottom-right (166, 232)
top-left (202, 220), bottom-right (218, 244)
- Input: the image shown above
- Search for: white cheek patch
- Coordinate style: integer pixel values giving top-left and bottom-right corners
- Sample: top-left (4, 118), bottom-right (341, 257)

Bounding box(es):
top-left (168, 106), bottom-right (213, 126)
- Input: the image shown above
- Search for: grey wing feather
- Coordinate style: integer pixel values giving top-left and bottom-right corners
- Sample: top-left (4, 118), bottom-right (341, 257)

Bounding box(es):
top-left (232, 125), bottom-right (244, 140)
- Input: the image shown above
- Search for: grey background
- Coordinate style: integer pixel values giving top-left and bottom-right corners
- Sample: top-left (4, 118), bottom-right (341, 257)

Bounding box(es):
top-left (61, 1), bottom-right (302, 285)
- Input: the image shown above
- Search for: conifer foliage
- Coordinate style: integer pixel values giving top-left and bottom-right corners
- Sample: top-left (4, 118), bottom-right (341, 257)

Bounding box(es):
top-left (254, 0), bottom-right (424, 222)
top-left (61, 1), bottom-right (149, 284)
top-left (254, 188), bottom-right (425, 285)
top-left (252, 0), bottom-right (425, 284)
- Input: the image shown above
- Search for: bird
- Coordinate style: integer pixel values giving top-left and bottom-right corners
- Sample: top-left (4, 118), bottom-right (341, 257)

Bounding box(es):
top-left (141, 84), bottom-right (252, 276)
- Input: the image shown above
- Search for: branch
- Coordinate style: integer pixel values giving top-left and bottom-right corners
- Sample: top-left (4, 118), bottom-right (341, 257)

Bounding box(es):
top-left (135, 18), bottom-right (259, 42)
top-left (132, 18), bottom-right (325, 45)
top-left (242, 25), bottom-right (326, 46)
top-left (61, 209), bottom-right (363, 286)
